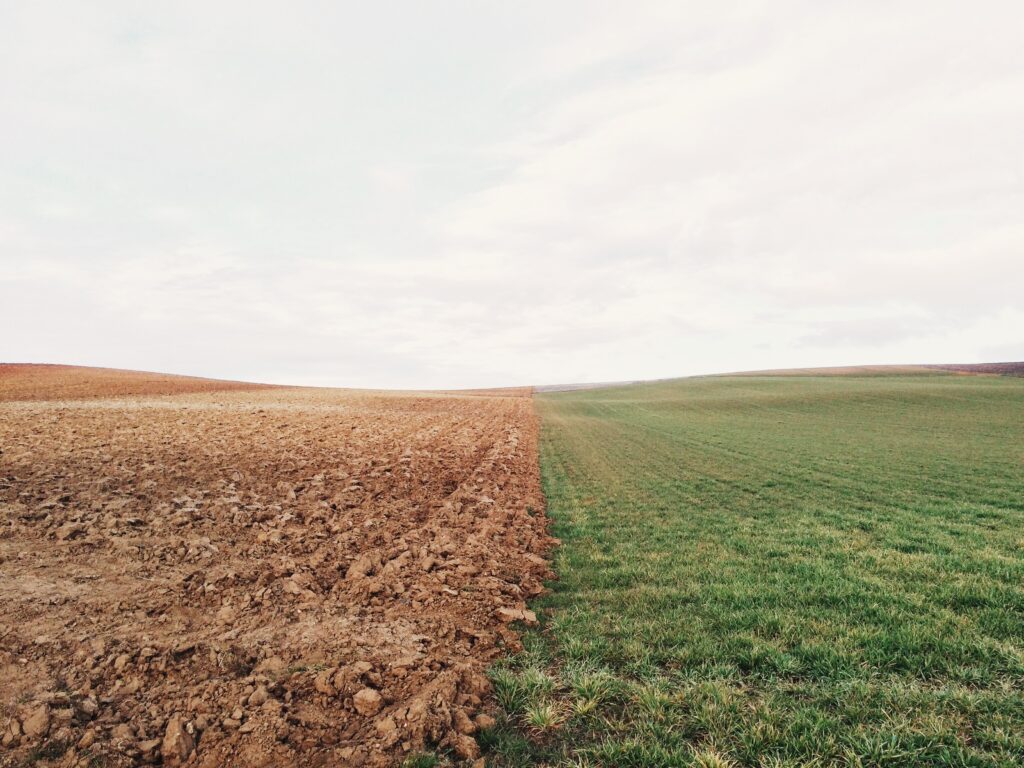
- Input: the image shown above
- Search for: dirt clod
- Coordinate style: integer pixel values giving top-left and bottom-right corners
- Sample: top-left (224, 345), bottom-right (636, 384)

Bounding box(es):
top-left (496, 607), bottom-right (538, 624)
top-left (21, 705), bottom-right (49, 739)
top-left (353, 689), bottom-right (383, 717)
top-left (162, 714), bottom-right (195, 764)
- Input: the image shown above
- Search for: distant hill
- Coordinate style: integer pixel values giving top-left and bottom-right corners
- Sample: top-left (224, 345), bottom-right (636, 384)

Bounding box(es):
top-left (539, 363), bottom-right (1024, 392)
top-left (0, 364), bottom-right (273, 402)
top-left (925, 362), bottom-right (1024, 376)
top-left (5, 361), bottom-right (1022, 403)
top-left (534, 380), bottom-right (643, 393)
top-left (718, 363), bottom-right (1024, 378)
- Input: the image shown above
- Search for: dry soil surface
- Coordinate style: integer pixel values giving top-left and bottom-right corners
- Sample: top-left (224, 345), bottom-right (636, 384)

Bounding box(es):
top-left (0, 365), bottom-right (274, 402)
top-left (0, 367), bottom-right (552, 767)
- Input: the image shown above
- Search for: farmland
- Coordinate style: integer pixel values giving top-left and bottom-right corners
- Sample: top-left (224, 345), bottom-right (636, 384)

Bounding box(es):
top-left (0, 367), bottom-right (552, 767)
top-left (3, 366), bottom-right (1024, 767)
top-left (488, 374), bottom-right (1024, 767)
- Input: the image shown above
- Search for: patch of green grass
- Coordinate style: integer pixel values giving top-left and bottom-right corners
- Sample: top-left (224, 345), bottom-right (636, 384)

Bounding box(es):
top-left (486, 375), bottom-right (1024, 766)
top-left (401, 753), bottom-right (443, 768)
top-left (491, 667), bottom-right (531, 715)
top-left (523, 700), bottom-right (563, 731)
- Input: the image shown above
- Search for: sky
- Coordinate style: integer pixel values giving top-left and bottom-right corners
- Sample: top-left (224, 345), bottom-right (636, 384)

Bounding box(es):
top-left (2, 1), bottom-right (1023, 389)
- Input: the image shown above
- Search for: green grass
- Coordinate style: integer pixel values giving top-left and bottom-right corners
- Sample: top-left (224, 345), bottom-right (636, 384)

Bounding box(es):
top-left (402, 754), bottom-right (443, 768)
top-left (486, 375), bottom-right (1024, 767)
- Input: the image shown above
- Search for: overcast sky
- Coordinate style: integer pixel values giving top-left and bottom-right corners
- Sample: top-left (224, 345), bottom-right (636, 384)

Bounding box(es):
top-left (2, 2), bottom-right (1022, 389)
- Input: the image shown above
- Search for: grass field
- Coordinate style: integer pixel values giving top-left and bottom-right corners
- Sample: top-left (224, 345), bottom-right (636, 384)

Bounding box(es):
top-left (483, 375), bottom-right (1024, 767)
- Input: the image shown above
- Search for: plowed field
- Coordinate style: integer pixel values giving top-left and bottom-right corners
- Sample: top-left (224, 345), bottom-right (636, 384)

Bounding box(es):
top-left (0, 367), bottom-right (552, 767)
top-left (0, 364), bottom-right (274, 402)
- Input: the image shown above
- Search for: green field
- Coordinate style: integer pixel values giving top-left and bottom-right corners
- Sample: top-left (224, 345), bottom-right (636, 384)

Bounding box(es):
top-left (484, 375), bottom-right (1024, 767)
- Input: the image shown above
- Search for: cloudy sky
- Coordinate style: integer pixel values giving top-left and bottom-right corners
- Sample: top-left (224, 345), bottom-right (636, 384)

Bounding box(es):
top-left (2, 1), bottom-right (1022, 388)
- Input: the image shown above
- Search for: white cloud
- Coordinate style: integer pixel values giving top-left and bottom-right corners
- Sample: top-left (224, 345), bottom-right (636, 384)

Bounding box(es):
top-left (1, 1), bottom-right (1022, 388)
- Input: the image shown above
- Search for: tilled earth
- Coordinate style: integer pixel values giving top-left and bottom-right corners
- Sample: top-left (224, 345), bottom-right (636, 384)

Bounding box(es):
top-left (0, 365), bottom-right (276, 402)
top-left (0, 368), bottom-right (552, 767)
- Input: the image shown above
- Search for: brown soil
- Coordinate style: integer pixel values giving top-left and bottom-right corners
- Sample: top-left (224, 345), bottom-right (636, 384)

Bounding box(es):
top-left (0, 367), bottom-right (552, 767)
top-left (925, 362), bottom-right (1024, 377)
top-left (0, 364), bottom-right (275, 402)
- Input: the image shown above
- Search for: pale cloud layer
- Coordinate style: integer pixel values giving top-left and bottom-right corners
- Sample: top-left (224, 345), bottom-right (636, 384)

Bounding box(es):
top-left (2, 1), bottom-right (1022, 388)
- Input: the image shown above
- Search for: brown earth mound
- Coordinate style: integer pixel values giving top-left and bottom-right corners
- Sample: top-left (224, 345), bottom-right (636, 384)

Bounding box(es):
top-left (0, 364), bottom-right (274, 402)
top-left (926, 362), bottom-right (1024, 377)
top-left (0, 375), bottom-right (552, 767)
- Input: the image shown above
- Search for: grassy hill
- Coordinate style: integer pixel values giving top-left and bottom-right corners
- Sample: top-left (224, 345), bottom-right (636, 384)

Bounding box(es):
top-left (485, 373), bottom-right (1024, 767)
